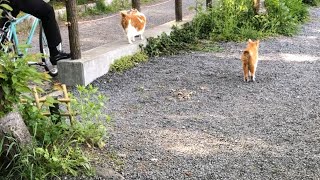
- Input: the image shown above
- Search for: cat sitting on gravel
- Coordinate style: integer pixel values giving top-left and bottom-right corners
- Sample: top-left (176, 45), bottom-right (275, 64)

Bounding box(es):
top-left (241, 39), bottom-right (260, 82)
top-left (120, 8), bottom-right (146, 44)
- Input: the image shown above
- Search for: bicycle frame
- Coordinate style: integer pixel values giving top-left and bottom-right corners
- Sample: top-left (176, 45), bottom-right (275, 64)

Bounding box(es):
top-left (1, 13), bottom-right (40, 55)
top-left (0, 9), bottom-right (61, 76)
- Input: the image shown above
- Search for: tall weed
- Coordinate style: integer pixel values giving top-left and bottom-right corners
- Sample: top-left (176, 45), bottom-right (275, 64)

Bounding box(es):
top-left (0, 85), bottom-right (110, 179)
top-left (302, 0), bottom-right (320, 6)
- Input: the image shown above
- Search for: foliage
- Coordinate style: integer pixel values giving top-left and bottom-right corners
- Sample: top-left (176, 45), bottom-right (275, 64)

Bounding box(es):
top-left (110, 51), bottom-right (148, 72)
top-left (0, 135), bottom-right (92, 179)
top-left (264, 0), bottom-right (308, 36)
top-left (0, 135), bottom-right (20, 179)
top-left (143, 25), bottom-right (199, 57)
top-left (80, 0), bottom-right (155, 16)
top-left (0, 83), bottom-right (111, 179)
top-left (143, 0), bottom-right (309, 57)
top-left (82, 0), bottom-right (118, 16)
top-left (0, 47), bottom-right (49, 118)
top-left (70, 84), bottom-right (111, 148)
top-left (302, 0), bottom-right (320, 6)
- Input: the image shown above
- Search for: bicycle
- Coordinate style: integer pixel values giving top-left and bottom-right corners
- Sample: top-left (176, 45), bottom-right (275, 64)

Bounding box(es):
top-left (0, 7), bottom-right (61, 77)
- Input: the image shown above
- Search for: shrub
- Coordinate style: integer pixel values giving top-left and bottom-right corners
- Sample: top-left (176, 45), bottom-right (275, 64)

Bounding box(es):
top-left (302, 0), bottom-right (320, 6)
top-left (0, 46), bottom-right (49, 118)
top-left (265, 0), bottom-right (308, 36)
top-left (110, 52), bottom-right (148, 72)
top-left (0, 84), bottom-right (111, 179)
top-left (143, 0), bottom-right (309, 57)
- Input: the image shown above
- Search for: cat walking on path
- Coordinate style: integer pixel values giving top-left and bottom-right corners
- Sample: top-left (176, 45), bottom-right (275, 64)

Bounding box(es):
top-left (241, 39), bottom-right (260, 82)
top-left (120, 9), bottom-right (147, 44)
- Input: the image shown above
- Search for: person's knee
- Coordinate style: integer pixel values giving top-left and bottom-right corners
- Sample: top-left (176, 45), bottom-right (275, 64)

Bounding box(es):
top-left (46, 5), bottom-right (55, 16)
top-left (38, 4), bottom-right (55, 20)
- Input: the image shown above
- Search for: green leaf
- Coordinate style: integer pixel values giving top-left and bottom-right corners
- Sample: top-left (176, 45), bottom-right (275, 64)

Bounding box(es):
top-left (0, 137), bottom-right (4, 154)
top-left (6, 141), bottom-right (16, 156)
top-left (51, 156), bottom-right (59, 162)
top-left (16, 85), bottom-right (31, 93)
top-left (0, 3), bottom-right (13, 11)
top-left (11, 75), bottom-right (17, 84)
top-left (2, 85), bottom-right (10, 95)
top-left (17, 44), bottom-right (32, 49)
top-left (0, 73), bottom-right (7, 79)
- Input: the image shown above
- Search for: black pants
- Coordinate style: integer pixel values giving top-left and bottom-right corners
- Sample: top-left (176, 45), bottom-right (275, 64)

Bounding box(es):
top-left (6, 0), bottom-right (62, 48)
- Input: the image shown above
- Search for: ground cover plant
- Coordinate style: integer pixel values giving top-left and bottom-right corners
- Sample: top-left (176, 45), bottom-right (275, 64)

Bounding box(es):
top-left (303, 0), bottom-right (320, 6)
top-left (144, 0), bottom-right (309, 57)
top-left (0, 46), bottom-right (111, 179)
top-left (110, 51), bottom-right (148, 73)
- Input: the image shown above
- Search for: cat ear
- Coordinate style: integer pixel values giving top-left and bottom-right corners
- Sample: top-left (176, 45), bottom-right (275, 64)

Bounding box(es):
top-left (120, 11), bottom-right (127, 17)
top-left (248, 39), bottom-right (253, 43)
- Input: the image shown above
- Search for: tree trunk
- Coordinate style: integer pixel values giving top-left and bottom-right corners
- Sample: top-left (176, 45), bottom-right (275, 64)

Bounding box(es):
top-left (253, 0), bottom-right (267, 15)
top-left (206, 0), bottom-right (212, 9)
top-left (175, 0), bottom-right (182, 22)
top-left (66, 0), bottom-right (81, 59)
top-left (0, 111), bottom-right (31, 146)
top-left (0, 111), bottom-right (31, 170)
top-left (132, 0), bottom-right (141, 11)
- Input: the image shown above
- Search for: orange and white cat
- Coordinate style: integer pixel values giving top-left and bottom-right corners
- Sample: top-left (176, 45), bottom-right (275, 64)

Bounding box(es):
top-left (241, 39), bottom-right (260, 82)
top-left (120, 8), bottom-right (146, 44)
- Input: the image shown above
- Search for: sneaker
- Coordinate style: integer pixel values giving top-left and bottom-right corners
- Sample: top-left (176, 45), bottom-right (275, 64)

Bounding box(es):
top-left (50, 51), bottom-right (71, 64)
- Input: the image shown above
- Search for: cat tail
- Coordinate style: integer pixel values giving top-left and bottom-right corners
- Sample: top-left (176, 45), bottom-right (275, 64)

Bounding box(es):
top-left (243, 50), bottom-right (256, 69)
top-left (242, 50), bottom-right (250, 62)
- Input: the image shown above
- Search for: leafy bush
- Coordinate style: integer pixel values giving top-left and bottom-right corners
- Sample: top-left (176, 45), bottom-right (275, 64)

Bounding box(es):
top-left (81, 0), bottom-right (130, 16)
top-left (70, 84), bottom-right (111, 148)
top-left (265, 0), bottom-right (308, 36)
top-left (0, 47), bottom-right (49, 118)
top-left (0, 84), bottom-right (111, 179)
top-left (143, 0), bottom-right (309, 57)
top-left (110, 52), bottom-right (148, 72)
top-left (143, 25), bottom-right (199, 57)
top-left (302, 0), bottom-right (320, 6)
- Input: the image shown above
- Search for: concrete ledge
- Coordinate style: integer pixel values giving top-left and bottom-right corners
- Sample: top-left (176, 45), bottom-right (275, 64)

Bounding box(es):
top-left (58, 14), bottom-right (194, 86)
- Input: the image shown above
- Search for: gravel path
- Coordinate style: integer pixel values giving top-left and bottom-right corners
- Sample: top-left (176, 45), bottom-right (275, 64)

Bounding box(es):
top-left (88, 7), bottom-right (320, 179)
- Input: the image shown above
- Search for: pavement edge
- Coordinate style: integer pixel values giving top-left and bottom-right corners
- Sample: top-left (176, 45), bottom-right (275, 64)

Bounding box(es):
top-left (57, 14), bottom-right (194, 86)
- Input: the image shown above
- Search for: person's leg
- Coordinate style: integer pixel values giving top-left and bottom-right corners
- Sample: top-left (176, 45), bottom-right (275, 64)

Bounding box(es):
top-left (0, 1), bottom-right (21, 31)
top-left (11, 0), bottom-right (69, 65)
top-left (14, 0), bottom-right (61, 47)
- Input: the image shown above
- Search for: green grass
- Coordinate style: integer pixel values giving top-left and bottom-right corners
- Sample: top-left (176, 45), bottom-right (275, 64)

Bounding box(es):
top-left (110, 52), bottom-right (148, 73)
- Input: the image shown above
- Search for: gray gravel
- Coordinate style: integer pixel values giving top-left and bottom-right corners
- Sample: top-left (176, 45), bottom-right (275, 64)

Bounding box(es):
top-left (84, 7), bottom-right (320, 179)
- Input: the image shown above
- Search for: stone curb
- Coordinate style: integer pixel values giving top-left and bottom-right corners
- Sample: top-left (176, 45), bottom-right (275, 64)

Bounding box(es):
top-left (57, 13), bottom-right (194, 86)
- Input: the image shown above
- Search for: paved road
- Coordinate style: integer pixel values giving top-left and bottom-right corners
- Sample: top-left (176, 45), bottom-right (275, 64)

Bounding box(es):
top-left (58, 0), bottom-right (197, 52)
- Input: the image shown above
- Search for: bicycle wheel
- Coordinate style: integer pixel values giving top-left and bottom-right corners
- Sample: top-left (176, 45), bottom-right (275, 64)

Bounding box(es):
top-left (39, 22), bottom-right (61, 77)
